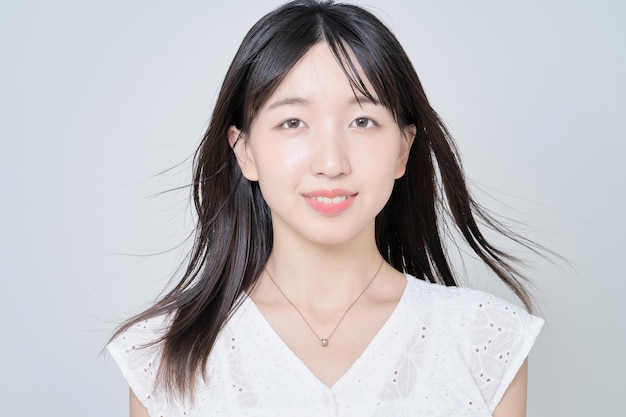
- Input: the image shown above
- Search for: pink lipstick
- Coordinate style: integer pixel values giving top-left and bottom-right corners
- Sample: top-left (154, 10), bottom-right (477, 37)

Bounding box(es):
top-left (303, 189), bottom-right (357, 215)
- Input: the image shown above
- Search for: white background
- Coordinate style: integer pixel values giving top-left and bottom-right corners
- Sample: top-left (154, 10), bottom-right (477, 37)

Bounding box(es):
top-left (1, 0), bottom-right (624, 415)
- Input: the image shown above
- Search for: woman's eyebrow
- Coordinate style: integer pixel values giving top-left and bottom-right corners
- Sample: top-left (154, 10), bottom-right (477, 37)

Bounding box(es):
top-left (266, 97), bottom-right (310, 110)
top-left (348, 95), bottom-right (380, 106)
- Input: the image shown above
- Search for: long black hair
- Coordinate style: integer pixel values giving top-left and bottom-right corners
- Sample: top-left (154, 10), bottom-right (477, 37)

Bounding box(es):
top-left (112, 0), bottom-right (539, 399)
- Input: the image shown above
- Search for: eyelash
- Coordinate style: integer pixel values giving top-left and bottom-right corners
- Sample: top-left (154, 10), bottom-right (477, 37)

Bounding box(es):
top-left (279, 119), bottom-right (306, 129)
top-left (351, 117), bottom-right (377, 128)
top-left (278, 117), bottom-right (377, 129)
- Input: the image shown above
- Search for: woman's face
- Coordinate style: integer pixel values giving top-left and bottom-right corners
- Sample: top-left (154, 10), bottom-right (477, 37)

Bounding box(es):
top-left (230, 42), bottom-right (414, 247)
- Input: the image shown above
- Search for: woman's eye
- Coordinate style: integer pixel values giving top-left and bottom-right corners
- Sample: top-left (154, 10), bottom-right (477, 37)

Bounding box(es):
top-left (280, 119), bottom-right (305, 129)
top-left (352, 117), bottom-right (376, 128)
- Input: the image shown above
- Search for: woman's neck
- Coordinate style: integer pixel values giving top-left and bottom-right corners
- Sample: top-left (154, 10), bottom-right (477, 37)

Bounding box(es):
top-left (264, 234), bottom-right (383, 309)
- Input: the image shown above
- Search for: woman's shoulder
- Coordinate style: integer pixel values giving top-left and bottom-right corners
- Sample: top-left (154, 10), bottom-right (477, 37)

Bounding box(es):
top-left (403, 274), bottom-right (544, 333)
top-left (108, 314), bottom-right (171, 352)
top-left (402, 274), bottom-right (544, 412)
top-left (405, 274), bottom-right (531, 311)
top-left (106, 314), bottom-right (173, 415)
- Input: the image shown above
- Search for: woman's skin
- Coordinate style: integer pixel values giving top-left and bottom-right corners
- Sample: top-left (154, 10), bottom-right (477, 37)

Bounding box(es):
top-left (127, 42), bottom-right (530, 417)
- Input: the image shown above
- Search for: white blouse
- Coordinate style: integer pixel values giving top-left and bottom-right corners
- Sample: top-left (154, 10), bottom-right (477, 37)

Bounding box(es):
top-left (108, 275), bottom-right (544, 417)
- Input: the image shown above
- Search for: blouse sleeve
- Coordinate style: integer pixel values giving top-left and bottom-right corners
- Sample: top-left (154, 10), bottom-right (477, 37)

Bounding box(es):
top-left (450, 288), bottom-right (544, 413)
top-left (107, 316), bottom-right (171, 417)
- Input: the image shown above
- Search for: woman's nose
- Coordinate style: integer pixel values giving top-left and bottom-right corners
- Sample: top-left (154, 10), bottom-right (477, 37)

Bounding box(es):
top-left (308, 124), bottom-right (351, 178)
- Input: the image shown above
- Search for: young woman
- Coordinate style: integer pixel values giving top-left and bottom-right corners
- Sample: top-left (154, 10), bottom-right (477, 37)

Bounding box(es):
top-left (108, 1), bottom-right (544, 416)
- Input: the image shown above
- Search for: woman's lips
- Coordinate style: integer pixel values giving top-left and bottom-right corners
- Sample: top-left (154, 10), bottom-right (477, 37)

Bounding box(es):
top-left (302, 189), bottom-right (357, 215)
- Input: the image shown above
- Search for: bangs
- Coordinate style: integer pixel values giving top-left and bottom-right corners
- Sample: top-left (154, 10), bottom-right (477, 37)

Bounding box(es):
top-left (320, 8), bottom-right (407, 124)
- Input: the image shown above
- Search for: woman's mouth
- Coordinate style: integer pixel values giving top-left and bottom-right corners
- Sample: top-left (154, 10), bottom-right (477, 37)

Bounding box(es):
top-left (303, 190), bottom-right (357, 215)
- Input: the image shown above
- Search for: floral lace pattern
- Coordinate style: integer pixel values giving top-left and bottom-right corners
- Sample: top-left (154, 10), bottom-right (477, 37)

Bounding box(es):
top-left (108, 275), bottom-right (543, 416)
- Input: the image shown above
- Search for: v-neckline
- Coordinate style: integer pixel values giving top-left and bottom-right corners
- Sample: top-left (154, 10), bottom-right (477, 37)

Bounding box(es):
top-left (242, 274), bottom-right (410, 391)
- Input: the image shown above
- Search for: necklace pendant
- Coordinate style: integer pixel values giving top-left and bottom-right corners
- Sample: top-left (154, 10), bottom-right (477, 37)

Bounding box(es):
top-left (320, 338), bottom-right (329, 347)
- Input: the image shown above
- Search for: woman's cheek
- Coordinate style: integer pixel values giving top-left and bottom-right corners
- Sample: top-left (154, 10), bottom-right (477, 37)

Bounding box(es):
top-left (278, 140), bottom-right (310, 171)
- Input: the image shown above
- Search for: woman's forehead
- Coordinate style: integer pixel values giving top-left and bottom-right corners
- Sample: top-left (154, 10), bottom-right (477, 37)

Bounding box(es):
top-left (261, 42), bottom-right (380, 110)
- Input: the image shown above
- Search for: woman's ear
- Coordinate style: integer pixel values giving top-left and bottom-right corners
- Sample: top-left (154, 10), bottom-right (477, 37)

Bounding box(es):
top-left (228, 126), bottom-right (258, 181)
top-left (395, 125), bottom-right (416, 179)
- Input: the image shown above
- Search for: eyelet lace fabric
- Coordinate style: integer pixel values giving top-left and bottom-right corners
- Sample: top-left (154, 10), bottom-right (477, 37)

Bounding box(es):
top-left (108, 275), bottom-right (543, 416)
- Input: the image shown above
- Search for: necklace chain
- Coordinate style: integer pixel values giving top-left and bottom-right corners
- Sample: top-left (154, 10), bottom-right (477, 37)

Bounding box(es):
top-left (265, 258), bottom-right (384, 347)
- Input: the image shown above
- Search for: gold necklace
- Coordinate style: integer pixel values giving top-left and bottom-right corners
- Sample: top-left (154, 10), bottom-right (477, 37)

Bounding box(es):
top-left (265, 258), bottom-right (384, 347)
